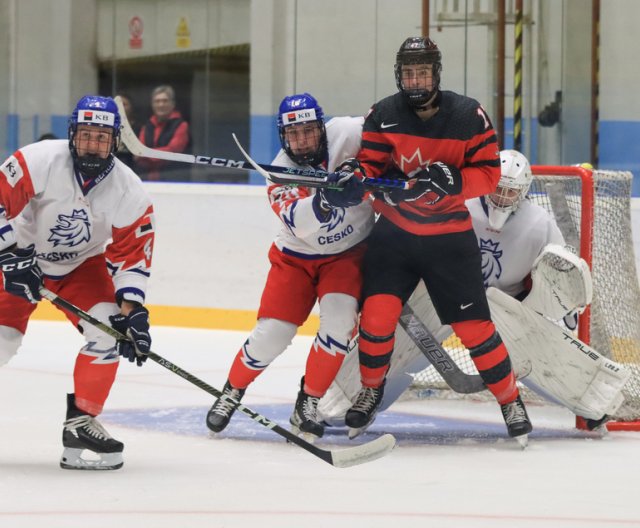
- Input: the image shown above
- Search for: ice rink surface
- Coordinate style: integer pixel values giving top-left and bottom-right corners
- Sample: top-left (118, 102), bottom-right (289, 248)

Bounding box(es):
top-left (2, 322), bottom-right (640, 528)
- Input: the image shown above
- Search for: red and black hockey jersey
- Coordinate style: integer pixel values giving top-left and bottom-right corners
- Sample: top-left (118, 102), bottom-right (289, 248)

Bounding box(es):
top-left (358, 91), bottom-right (500, 236)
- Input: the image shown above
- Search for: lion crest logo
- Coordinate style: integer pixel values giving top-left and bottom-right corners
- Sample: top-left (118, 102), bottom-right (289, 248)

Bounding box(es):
top-left (48, 209), bottom-right (91, 247)
top-left (479, 238), bottom-right (502, 286)
top-left (321, 206), bottom-right (346, 232)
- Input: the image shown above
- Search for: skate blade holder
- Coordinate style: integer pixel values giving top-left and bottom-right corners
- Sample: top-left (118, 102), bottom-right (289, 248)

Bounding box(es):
top-left (60, 447), bottom-right (123, 470)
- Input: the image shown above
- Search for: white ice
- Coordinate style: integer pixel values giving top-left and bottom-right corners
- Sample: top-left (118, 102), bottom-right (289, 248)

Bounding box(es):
top-left (1, 321), bottom-right (640, 528)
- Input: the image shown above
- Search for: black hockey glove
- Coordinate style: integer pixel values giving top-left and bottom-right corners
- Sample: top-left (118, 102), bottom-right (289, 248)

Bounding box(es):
top-left (0, 244), bottom-right (43, 304)
top-left (109, 306), bottom-right (151, 366)
top-left (383, 162), bottom-right (463, 206)
top-left (315, 158), bottom-right (365, 211)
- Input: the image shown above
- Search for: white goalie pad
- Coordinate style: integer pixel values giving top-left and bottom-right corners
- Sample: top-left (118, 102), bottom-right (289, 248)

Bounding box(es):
top-left (523, 243), bottom-right (593, 320)
top-left (317, 283), bottom-right (451, 424)
top-left (488, 287), bottom-right (629, 419)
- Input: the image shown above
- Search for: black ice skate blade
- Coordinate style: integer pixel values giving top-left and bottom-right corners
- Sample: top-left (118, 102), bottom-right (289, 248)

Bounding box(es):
top-left (60, 448), bottom-right (124, 470)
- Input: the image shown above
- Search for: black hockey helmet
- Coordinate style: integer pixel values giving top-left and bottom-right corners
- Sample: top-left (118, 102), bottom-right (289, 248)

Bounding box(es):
top-left (394, 36), bottom-right (442, 107)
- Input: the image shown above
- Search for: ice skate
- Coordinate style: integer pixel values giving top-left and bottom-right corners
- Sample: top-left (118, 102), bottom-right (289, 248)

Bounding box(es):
top-left (206, 380), bottom-right (246, 433)
top-left (584, 414), bottom-right (609, 433)
top-left (345, 381), bottom-right (385, 439)
top-left (60, 393), bottom-right (124, 470)
top-left (289, 377), bottom-right (324, 443)
top-left (500, 394), bottom-right (532, 448)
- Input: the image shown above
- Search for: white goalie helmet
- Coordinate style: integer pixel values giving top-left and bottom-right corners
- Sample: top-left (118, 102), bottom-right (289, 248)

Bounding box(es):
top-left (487, 149), bottom-right (533, 230)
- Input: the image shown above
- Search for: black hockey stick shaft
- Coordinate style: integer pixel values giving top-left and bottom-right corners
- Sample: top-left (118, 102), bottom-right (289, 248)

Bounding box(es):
top-left (114, 96), bottom-right (407, 191)
top-left (399, 305), bottom-right (486, 394)
top-left (39, 287), bottom-right (395, 467)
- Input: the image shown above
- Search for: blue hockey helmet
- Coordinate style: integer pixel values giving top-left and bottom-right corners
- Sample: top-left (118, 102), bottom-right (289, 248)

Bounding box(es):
top-left (394, 37), bottom-right (442, 108)
top-left (68, 95), bottom-right (121, 177)
top-left (277, 93), bottom-right (327, 166)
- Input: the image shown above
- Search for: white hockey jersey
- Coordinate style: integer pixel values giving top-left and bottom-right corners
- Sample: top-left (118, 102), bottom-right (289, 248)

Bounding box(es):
top-left (269, 116), bottom-right (374, 257)
top-left (467, 197), bottom-right (564, 297)
top-left (0, 140), bottom-right (155, 304)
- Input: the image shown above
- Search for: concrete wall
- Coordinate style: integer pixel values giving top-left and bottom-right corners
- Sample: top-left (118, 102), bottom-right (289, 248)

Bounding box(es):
top-left (96, 0), bottom-right (250, 60)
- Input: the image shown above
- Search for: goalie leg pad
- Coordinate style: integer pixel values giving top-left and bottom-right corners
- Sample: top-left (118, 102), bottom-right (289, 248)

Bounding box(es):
top-left (487, 287), bottom-right (630, 418)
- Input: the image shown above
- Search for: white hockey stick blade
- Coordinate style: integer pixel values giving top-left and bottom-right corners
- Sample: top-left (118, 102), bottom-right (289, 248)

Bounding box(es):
top-left (231, 132), bottom-right (273, 180)
top-left (232, 132), bottom-right (327, 186)
top-left (329, 433), bottom-right (396, 468)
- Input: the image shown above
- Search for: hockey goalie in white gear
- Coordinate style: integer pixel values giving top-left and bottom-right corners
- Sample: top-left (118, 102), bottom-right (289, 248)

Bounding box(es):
top-left (486, 149), bottom-right (533, 231)
top-left (318, 150), bottom-right (629, 427)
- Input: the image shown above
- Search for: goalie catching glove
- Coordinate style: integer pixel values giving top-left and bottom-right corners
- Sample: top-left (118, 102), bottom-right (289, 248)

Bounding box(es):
top-left (382, 162), bottom-right (462, 206)
top-left (314, 158), bottom-right (365, 211)
top-left (523, 243), bottom-right (593, 321)
top-left (0, 244), bottom-right (43, 304)
top-left (109, 306), bottom-right (152, 366)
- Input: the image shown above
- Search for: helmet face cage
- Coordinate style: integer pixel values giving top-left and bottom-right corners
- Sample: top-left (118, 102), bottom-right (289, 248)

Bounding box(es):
top-left (68, 95), bottom-right (121, 177)
top-left (277, 93), bottom-right (327, 166)
top-left (486, 150), bottom-right (533, 229)
top-left (394, 37), bottom-right (442, 107)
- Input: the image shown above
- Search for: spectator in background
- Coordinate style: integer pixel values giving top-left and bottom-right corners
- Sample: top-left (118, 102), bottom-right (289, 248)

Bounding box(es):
top-left (114, 93), bottom-right (139, 170)
top-left (37, 133), bottom-right (58, 141)
top-left (135, 85), bottom-right (191, 181)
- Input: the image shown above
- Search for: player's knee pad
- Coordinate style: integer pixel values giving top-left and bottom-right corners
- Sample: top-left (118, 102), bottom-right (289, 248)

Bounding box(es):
top-left (243, 317), bottom-right (298, 366)
top-left (360, 294), bottom-right (403, 337)
top-left (317, 293), bottom-right (358, 352)
top-left (78, 302), bottom-right (120, 352)
top-left (0, 325), bottom-right (23, 366)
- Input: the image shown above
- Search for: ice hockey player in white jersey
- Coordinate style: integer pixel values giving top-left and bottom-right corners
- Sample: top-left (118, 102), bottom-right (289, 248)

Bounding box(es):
top-left (206, 93), bottom-right (372, 441)
top-left (469, 150), bottom-right (564, 296)
top-left (319, 149), bottom-right (619, 437)
top-left (0, 95), bottom-right (156, 470)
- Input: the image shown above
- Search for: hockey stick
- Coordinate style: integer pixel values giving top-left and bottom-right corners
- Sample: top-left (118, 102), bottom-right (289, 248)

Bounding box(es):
top-left (399, 305), bottom-right (486, 394)
top-left (114, 96), bottom-right (406, 191)
top-left (39, 287), bottom-right (396, 468)
top-left (230, 133), bottom-right (407, 190)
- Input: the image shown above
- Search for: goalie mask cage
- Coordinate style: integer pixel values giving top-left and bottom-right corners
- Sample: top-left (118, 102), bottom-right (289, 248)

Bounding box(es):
top-left (410, 166), bottom-right (640, 430)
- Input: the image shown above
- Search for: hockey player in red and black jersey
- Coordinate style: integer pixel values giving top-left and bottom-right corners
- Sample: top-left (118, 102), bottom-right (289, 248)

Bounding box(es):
top-left (343, 37), bottom-right (533, 444)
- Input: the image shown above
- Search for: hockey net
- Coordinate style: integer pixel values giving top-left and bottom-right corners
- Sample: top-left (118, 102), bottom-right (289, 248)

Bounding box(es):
top-left (409, 166), bottom-right (640, 425)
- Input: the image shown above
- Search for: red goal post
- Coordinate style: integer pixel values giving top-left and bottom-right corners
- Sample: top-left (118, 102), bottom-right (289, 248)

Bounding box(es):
top-left (530, 164), bottom-right (594, 346)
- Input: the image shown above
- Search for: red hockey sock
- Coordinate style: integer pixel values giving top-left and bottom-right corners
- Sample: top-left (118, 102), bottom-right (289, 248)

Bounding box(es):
top-left (227, 347), bottom-right (263, 389)
top-left (73, 353), bottom-right (119, 416)
top-left (303, 341), bottom-right (347, 397)
top-left (358, 294), bottom-right (403, 387)
top-left (451, 319), bottom-right (518, 404)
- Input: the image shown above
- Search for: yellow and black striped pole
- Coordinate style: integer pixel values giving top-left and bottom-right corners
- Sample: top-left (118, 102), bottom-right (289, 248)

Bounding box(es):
top-left (513, 0), bottom-right (523, 151)
top-left (591, 0), bottom-right (600, 167)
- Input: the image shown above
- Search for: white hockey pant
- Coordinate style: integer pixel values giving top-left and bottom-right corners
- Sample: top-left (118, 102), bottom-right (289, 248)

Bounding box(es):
top-left (0, 302), bottom-right (120, 367)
